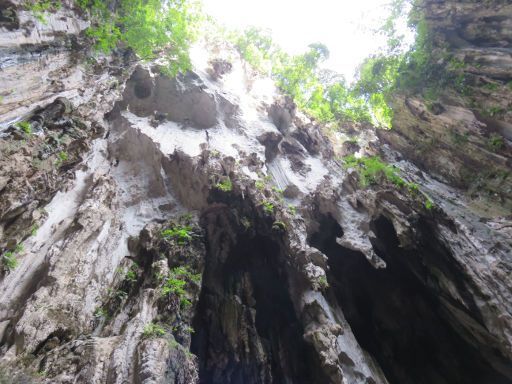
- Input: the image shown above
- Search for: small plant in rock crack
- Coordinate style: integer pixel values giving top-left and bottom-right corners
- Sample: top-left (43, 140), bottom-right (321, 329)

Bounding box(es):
top-left (2, 251), bottom-right (18, 271)
top-left (25, 0), bottom-right (61, 23)
top-left (1, 243), bottom-right (24, 271)
top-left (142, 323), bottom-right (166, 339)
top-left (30, 224), bottom-right (39, 236)
top-left (180, 213), bottom-right (193, 222)
top-left (161, 266), bottom-right (200, 309)
top-left (209, 149), bottom-right (221, 158)
top-left (255, 180), bottom-right (266, 191)
top-left (343, 155), bottom-right (433, 210)
top-left (55, 151), bottom-right (69, 167)
top-left (124, 263), bottom-right (139, 283)
top-left (487, 134), bottom-right (505, 152)
top-left (93, 306), bottom-right (109, 319)
top-left (215, 177), bottom-right (233, 192)
top-left (424, 198), bottom-right (435, 211)
top-left (486, 106), bottom-right (505, 117)
top-left (16, 121), bottom-right (32, 135)
top-left (272, 221), bottom-right (286, 232)
top-left (112, 289), bottom-right (128, 304)
top-left (161, 225), bottom-right (195, 246)
top-left (318, 276), bottom-right (329, 290)
top-left (343, 155), bottom-right (407, 188)
top-left (261, 201), bottom-right (275, 215)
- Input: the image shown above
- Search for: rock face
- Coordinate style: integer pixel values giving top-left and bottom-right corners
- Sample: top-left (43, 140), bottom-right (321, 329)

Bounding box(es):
top-left (0, 1), bottom-right (511, 384)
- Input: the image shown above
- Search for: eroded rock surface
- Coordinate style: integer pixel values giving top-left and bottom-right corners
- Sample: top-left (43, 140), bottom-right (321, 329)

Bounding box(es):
top-left (0, 1), bottom-right (511, 384)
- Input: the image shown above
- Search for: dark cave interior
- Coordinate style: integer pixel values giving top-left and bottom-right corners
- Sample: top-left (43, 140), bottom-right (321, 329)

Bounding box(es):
top-left (192, 228), bottom-right (327, 384)
top-left (309, 214), bottom-right (511, 384)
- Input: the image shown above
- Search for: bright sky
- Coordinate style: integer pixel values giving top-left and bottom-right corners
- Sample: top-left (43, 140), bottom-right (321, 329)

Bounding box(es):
top-left (202, 0), bottom-right (411, 81)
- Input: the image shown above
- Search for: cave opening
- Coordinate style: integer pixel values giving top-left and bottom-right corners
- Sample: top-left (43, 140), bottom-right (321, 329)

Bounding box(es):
top-left (192, 227), bottom-right (326, 384)
top-left (134, 81), bottom-right (152, 99)
top-left (309, 214), bottom-right (511, 384)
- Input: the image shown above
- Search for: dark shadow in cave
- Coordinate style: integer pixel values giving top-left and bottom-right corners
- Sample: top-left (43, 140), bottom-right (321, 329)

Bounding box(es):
top-left (192, 231), bottom-right (327, 384)
top-left (309, 214), bottom-right (512, 384)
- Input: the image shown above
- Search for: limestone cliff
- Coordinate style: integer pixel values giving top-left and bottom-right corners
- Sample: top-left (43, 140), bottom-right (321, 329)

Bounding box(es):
top-left (0, 1), bottom-right (511, 384)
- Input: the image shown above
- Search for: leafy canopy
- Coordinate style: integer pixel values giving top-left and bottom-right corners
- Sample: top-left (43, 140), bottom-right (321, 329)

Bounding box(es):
top-left (79, 0), bottom-right (202, 76)
top-left (228, 26), bottom-right (393, 128)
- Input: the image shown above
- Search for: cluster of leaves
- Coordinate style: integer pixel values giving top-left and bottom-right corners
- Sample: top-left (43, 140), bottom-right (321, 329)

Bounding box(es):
top-left (1, 244), bottom-right (23, 272)
top-left (228, 27), bottom-right (392, 127)
top-left (356, 0), bottom-right (480, 114)
top-left (78, 0), bottom-right (202, 76)
top-left (16, 121), bottom-right (32, 135)
top-left (93, 306), bottom-right (109, 319)
top-left (230, 26), bottom-right (273, 73)
top-left (215, 177), bottom-right (233, 192)
top-left (261, 201), bottom-right (274, 215)
top-left (161, 224), bottom-right (195, 245)
top-left (487, 133), bottom-right (505, 152)
top-left (142, 322), bottom-right (166, 338)
top-left (25, 0), bottom-right (61, 23)
top-left (161, 266), bottom-right (200, 309)
top-left (228, 0), bottom-right (478, 128)
top-left (343, 155), bottom-right (408, 188)
top-left (125, 262), bottom-right (139, 283)
top-left (343, 155), bottom-right (434, 210)
top-left (55, 151), bottom-right (69, 167)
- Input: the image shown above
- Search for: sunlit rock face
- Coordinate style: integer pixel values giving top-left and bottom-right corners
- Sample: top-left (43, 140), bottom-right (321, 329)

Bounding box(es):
top-left (0, 1), bottom-right (511, 384)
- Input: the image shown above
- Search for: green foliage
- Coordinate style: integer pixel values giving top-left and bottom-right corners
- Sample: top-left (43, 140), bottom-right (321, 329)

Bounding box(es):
top-left (142, 322), bottom-right (166, 338)
top-left (487, 134), bottom-right (505, 152)
top-left (161, 225), bottom-right (193, 245)
top-left (272, 221), bottom-right (286, 232)
top-left (25, 0), bottom-right (61, 23)
top-left (271, 186), bottom-right (284, 196)
top-left (230, 26), bottom-right (392, 127)
top-left (94, 307), bottom-right (109, 318)
top-left (16, 121), bottom-right (32, 134)
top-left (161, 266), bottom-right (200, 309)
top-left (2, 243), bottom-right (24, 271)
top-left (261, 201), bottom-right (274, 215)
top-left (483, 106), bottom-right (505, 118)
top-left (255, 180), bottom-right (265, 191)
top-left (483, 82), bottom-right (499, 91)
top-left (273, 43), bottom-right (329, 107)
top-left (344, 155), bottom-right (436, 210)
top-left (125, 263), bottom-right (139, 283)
top-left (343, 155), bottom-right (406, 188)
top-left (2, 251), bottom-right (18, 271)
top-left (55, 151), bottom-right (69, 167)
top-left (450, 130), bottom-right (469, 145)
top-left (58, 151), bottom-right (68, 161)
top-left (30, 224), bottom-right (39, 236)
top-left (162, 276), bottom-right (186, 297)
top-left (318, 276), bottom-right (329, 290)
top-left (86, 20), bottom-right (121, 53)
top-left (81, 0), bottom-right (201, 77)
top-left (215, 178), bottom-right (233, 192)
top-left (230, 26), bottom-right (274, 72)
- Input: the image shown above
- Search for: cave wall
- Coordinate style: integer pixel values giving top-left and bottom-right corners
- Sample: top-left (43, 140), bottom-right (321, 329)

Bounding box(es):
top-left (0, 1), bottom-right (511, 384)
